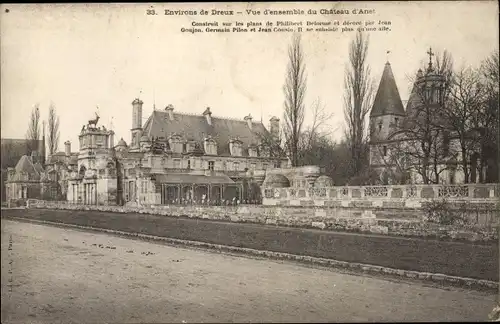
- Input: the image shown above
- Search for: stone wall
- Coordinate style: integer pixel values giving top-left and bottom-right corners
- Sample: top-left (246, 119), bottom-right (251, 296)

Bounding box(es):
top-left (26, 199), bottom-right (498, 243)
top-left (262, 183), bottom-right (499, 208)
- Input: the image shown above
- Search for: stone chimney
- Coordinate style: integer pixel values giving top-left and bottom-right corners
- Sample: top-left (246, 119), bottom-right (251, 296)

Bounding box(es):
top-left (270, 116), bottom-right (280, 139)
top-left (165, 104), bottom-right (174, 121)
top-left (244, 114), bottom-right (253, 130)
top-left (203, 107), bottom-right (212, 126)
top-left (64, 140), bottom-right (71, 157)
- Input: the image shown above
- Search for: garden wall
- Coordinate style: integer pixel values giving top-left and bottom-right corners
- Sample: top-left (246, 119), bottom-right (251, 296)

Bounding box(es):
top-left (26, 199), bottom-right (498, 242)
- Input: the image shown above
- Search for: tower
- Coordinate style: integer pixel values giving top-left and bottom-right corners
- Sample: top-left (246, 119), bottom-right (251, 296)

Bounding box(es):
top-left (131, 98), bottom-right (144, 149)
top-left (369, 61), bottom-right (406, 166)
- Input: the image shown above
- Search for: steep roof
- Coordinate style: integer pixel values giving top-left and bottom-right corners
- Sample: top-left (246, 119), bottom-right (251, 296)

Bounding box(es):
top-left (1, 138), bottom-right (43, 169)
top-left (141, 110), bottom-right (272, 156)
top-left (14, 155), bottom-right (38, 175)
top-left (370, 62), bottom-right (405, 117)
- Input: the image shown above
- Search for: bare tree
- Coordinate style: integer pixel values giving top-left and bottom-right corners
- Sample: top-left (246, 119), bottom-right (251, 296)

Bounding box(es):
top-left (343, 31), bottom-right (374, 176)
top-left (47, 103), bottom-right (60, 156)
top-left (26, 104), bottom-right (41, 155)
top-left (478, 50), bottom-right (499, 182)
top-left (283, 33), bottom-right (307, 167)
top-left (440, 67), bottom-right (487, 183)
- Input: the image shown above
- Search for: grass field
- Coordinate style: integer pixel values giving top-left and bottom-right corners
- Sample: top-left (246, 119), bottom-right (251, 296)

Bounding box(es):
top-left (2, 208), bottom-right (498, 281)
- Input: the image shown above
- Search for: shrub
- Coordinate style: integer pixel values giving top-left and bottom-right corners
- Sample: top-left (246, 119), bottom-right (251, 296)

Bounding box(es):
top-left (422, 199), bottom-right (469, 226)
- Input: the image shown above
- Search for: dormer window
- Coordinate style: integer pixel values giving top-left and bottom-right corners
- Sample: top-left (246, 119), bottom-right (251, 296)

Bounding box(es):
top-left (248, 145), bottom-right (258, 157)
top-left (204, 137), bottom-right (217, 155)
top-left (168, 134), bottom-right (183, 153)
top-left (229, 139), bottom-right (243, 157)
top-left (378, 122), bottom-right (382, 131)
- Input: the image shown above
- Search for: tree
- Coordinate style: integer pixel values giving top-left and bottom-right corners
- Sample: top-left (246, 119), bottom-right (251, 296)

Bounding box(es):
top-left (47, 103), bottom-right (60, 156)
top-left (298, 98), bottom-right (335, 163)
top-left (343, 31), bottom-right (374, 177)
top-left (26, 105), bottom-right (41, 155)
top-left (283, 33), bottom-right (307, 167)
top-left (478, 50), bottom-right (499, 182)
top-left (388, 70), bottom-right (450, 184)
top-left (440, 67), bottom-right (486, 183)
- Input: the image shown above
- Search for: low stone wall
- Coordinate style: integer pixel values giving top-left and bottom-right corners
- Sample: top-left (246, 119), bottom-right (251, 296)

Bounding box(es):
top-left (262, 184), bottom-right (499, 208)
top-left (26, 199), bottom-right (498, 243)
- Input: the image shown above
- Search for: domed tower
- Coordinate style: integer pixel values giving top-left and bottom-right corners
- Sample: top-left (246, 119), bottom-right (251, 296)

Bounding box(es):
top-left (369, 60), bottom-right (406, 166)
top-left (131, 98), bottom-right (143, 149)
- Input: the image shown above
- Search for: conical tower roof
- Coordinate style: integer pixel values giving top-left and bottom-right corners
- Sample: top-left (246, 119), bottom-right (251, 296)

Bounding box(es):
top-left (370, 62), bottom-right (405, 117)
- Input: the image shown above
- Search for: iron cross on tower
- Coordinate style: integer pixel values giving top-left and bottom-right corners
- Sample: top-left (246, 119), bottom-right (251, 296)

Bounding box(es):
top-left (427, 47), bottom-right (435, 71)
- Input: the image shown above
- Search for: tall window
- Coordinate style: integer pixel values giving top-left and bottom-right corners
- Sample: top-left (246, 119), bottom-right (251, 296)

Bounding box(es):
top-left (383, 146), bottom-right (387, 157)
top-left (187, 160), bottom-right (191, 169)
top-left (233, 162), bottom-right (239, 171)
top-left (208, 161), bottom-right (215, 171)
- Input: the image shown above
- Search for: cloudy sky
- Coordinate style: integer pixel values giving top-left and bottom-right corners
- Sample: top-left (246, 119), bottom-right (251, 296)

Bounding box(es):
top-left (1, 2), bottom-right (498, 152)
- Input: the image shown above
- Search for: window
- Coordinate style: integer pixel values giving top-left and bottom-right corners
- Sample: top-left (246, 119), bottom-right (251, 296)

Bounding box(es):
top-left (248, 146), bottom-right (258, 157)
top-left (173, 159), bottom-right (181, 169)
top-left (378, 122), bottom-right (382, 131)
top-left (182, 143), bottom-right (187, 153)
top-left (230, 140), bottom-right (243, 156)
top-left (394, 118), bottom-right (399, 126)
top-left (226, 161), bottom-right (233, 171)
top-left (263, 163), bottom-right (268, 170)
top-left (250, 163), bottom-right (256, 170)
top-left (383, 146), bottom-right (387, 157)
top-left (208, 161), bottom-right (215, 171)
top-left (233, 162), bottom-right (239, 171)
top-left (204, 139), bottom-right (217, 155)
top-left (50, 187), bottom-right (58, 199)
top-left (274, 161), bottom-right (281, 168)
top-left (187, 160), bottom-right (191, 169)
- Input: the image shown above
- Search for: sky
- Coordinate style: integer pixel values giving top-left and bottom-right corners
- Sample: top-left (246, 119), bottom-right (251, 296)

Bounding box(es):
top-left (1, 2), bottom-right (498, 153)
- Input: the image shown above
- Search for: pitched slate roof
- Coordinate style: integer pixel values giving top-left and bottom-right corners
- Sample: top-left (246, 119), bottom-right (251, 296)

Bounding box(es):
top-left (370, 62), bottom-right (406, 117)
top-left (141, 111), bottom-right (272, 156)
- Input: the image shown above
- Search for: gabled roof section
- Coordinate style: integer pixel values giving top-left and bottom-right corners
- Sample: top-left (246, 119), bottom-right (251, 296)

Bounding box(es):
top-left (370, 62), bottom-right (405, 117)
top-left (141, 110), bottom-right (272, 156)
top-left (14, 155), bottom-right (38, 175)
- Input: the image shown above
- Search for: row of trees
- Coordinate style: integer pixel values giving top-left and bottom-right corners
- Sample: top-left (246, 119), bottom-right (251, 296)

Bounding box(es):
top-left (273, 32), bottom-right (375, 185)
top-left (25, 103), bottom-right (61, 159)
top-left (275, 32), bottom-right (498, 185)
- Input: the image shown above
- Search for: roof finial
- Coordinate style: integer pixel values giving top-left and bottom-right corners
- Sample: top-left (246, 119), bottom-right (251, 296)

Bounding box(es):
top-left (153, 89), bottom-right (156, 110)
top-left (386, 50), bottom-right (391, 63)
top-left (427, 47), bottom-right (435, 72)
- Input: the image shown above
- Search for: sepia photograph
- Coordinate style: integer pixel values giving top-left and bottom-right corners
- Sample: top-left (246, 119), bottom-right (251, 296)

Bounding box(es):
top-left (1, 1), bottom-right (499, 323)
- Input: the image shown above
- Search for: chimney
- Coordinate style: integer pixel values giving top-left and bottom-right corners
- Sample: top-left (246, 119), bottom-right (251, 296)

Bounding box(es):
top-left (203, 107), bottom-right (212, 125)
top-left (165, 104), bottom-right (174, 121)
top-left (270, 116), bottom-right (280, 139)
top-left (244, 114), bottom-right (253, 130)
top-left (64, 140), bottom-right (71, 157)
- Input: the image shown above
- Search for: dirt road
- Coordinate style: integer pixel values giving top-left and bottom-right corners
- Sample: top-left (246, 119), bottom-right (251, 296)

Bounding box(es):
top-left (1, 220), bottom-right (496, 323)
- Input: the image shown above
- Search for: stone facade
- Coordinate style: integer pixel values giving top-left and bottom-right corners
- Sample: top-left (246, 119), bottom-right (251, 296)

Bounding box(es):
top-left (368, 53), bottom-right (491, 184)
top-left (48, 99), bottom-right (289, 206)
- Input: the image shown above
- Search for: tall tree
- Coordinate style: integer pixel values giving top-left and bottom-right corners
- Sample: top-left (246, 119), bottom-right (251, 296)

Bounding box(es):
top-left (343, 31), bottom-right (374, 176)
top-left (47, 103), bottom-right (60, 156)
top-left (26, 104), bottom-right (41, 155)
top-left (440, 67), bottom-right (486, 183)
top-left (283, 33), bottom-right (307, 167)
top-left (479, 50), bottom-right (499, 182)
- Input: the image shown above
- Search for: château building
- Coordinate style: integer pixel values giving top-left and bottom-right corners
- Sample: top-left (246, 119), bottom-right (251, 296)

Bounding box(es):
top-left (61, 99), bottom-right (290, 206)
top-left (369, 49), bottom-right (486, 184)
